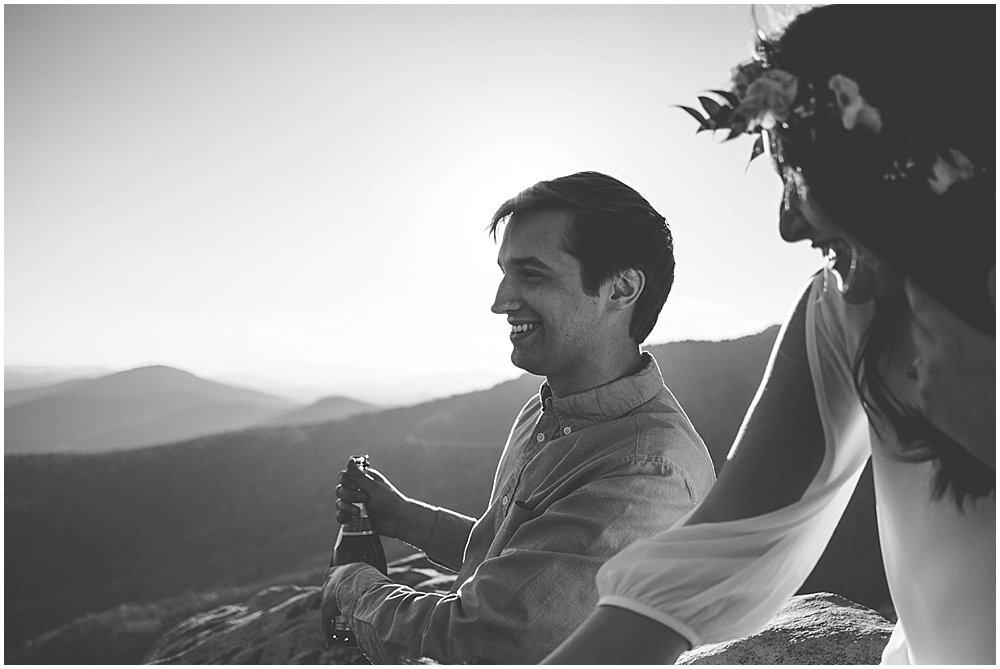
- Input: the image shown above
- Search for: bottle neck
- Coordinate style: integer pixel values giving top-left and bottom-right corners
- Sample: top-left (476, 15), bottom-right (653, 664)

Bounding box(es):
top-left (343, 502), bottom-right (375, 534)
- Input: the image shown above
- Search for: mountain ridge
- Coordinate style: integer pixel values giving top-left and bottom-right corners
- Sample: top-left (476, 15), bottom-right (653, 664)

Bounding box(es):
top-left (4, 365), bottom-right (115, 392)
top-left (6, 325), bottom-right (888, 662)
top-left (4, 365), bottom-right (302, 454)
top-left (259, 395), bottom-right (381, 428)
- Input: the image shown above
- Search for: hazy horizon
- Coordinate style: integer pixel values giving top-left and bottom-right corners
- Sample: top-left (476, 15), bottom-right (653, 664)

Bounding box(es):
top-left (6, 5), bottom-right (822, 402)
top-left (5, 323), bottom-right (780, 405)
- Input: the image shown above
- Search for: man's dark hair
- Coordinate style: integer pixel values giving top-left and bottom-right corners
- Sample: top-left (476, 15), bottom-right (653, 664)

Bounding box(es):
top-left (488, 171), bottom-right (674, 344)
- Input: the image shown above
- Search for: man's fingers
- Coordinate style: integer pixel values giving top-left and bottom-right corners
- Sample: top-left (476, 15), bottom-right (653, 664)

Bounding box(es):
top-left (320, 589), bottom-right (334, 640)
top-left (320, 567), bottom-right (343, 646)
top-left (363, 466), bottom-right (389, 485)
top-left (321, 603), bottom-right (332, 640)
top-left (336, 498), bottom-right (363, 513)
top-left (338, 469), bottom-right (362, 492)
top-left (336, 479), bottom-right (367, 503)
top-left (345, 461), bottom-right (381, 493)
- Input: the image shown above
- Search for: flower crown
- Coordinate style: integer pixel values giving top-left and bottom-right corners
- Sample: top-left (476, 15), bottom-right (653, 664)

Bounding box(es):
top-left (680, 58), bottom-right (983, 196)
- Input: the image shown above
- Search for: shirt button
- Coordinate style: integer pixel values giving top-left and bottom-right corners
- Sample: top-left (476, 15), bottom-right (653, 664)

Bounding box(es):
top-left (535, 433), bottom-right (545, 442)
top-left (562, 426), bottom-right (572, 435)
top-left (501, 494), bottom-right (509, 506)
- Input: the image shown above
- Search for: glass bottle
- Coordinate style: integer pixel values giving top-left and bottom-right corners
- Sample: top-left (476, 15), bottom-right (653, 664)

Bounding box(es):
top-left (329, 456), bottom-right (388, 646)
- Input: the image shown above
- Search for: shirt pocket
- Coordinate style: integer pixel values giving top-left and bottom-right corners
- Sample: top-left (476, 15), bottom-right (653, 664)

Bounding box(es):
top-left (489, 497), bottom-right (542, 556)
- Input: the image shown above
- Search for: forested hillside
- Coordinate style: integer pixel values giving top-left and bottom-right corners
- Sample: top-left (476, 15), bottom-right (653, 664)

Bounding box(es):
top-left (7, 327), bottom-right (888, 663)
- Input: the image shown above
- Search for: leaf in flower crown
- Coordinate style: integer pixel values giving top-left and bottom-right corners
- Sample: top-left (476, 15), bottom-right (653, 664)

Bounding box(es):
top-left (677, 105), bottom-right (717, 132)
top-left (710, 89), bottom-right (742, 108)
top-left (743, 136), bottom-right (766, 173)
top-left (698, 96), bottom-right (724, 119)
top-left (723, 116), bottom-right (748, 140)
top-left (699, 97), bottom-right (735, 127)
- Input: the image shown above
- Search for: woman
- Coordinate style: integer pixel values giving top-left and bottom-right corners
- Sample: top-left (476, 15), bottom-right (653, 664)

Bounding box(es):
top-left (544, 5), bottom-right (994, 665)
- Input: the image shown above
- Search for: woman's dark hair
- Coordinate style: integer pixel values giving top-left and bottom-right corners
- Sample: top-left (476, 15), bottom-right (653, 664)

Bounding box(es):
top-left (488, 171), bottom-right (674, 344)
top-left (767, 5), bottom-right (994, 336)
top-left (770, 6), bottom-right (995, 506)
top-left (854, 297), bottom-right (994, 508)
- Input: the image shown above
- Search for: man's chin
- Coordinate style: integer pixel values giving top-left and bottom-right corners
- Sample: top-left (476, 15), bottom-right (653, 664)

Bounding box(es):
top-left (510, 351), bottom-right (545, 377)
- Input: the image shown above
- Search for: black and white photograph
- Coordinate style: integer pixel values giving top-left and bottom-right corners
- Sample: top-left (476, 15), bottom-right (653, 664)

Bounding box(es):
top-left (6, 4), bottom-right (994, 665)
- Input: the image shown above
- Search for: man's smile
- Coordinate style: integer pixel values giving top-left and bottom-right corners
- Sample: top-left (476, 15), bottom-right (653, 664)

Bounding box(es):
top-left (509, 321), bottom-right (541, 341)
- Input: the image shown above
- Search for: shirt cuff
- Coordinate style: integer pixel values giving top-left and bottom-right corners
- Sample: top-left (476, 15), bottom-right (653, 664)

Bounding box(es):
top-left (598, 595), bottom-right (701, 649)
top-left (423, 507), bottom-right (473, 572)
top-left (331, 562), bottom-right (392, 623)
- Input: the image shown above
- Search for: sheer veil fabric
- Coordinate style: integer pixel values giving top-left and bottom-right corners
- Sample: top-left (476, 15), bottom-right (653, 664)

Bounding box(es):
top-left (596, 269), bottom-right (995, 664)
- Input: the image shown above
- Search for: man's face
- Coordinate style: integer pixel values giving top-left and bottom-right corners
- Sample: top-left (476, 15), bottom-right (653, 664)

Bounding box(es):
top-left (491, 209), bottom-right (616, 393)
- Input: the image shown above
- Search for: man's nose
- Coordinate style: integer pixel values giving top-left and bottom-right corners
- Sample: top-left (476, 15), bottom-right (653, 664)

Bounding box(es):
top-left (491, 275), bottom-right (519, 314)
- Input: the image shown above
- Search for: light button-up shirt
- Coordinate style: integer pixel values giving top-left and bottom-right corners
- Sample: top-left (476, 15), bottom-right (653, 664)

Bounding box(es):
top-left (329, 352), bottom-right (715, 664)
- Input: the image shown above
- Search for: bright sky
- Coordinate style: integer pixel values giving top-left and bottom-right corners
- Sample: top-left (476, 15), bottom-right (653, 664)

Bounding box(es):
top-left (5, 5), bottom-right (823, 404)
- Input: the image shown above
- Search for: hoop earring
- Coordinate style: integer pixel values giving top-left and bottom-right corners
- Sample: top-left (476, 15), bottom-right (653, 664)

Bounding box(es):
top-left (841, 247), bottom-right (861, 295)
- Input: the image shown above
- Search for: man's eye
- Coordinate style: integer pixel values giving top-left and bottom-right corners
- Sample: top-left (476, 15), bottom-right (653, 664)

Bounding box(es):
top-left (520, 271), bottom-right (544, 282)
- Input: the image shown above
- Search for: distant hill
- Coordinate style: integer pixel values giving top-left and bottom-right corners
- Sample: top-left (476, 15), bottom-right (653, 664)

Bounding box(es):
top-left (5, 377), bottom-right (95, 409)
top-left (4, 366), bottom-right (301, 454)
top-left (259, 396), bottom-right (381, 428)
top-left (4, 365), bottom-right (113, 394)
top-left (5, 327), bottom-right (888, 661)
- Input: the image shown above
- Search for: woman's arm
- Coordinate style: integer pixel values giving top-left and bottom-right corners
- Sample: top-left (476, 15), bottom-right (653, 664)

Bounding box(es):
top-left (688, 281), bottom-right (826, 524)
top-left (544, 604), bottom-right (689, 664)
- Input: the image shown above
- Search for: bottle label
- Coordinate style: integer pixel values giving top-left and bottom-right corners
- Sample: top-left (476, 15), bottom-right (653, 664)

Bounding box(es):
top-left (340, 529), bottom-right (376, 536)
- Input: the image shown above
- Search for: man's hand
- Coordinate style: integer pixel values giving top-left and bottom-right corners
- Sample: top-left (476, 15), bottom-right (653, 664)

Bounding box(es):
top-left (336, 458), bottom-right (437, 547)
top-left (320, 566), bottom-right (343, 642)
top-left (905, 277), bottom-right (995, 468)
top-left (336, 459), bottom-right (409, 538)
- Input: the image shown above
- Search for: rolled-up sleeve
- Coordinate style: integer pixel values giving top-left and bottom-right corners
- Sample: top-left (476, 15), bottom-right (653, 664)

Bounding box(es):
top-left (333, 463), bottom-right (701, 664)
top-left (422, 506), bottom-right (475, 572)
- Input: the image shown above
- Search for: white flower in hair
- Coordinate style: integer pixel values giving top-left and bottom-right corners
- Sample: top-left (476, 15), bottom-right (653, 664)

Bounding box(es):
top-left (828, 75), bottom-right (882, 134)
top-left (735, 69), bottom-right (799, 129)
top-left (928, 148), bottom-right (977, 195)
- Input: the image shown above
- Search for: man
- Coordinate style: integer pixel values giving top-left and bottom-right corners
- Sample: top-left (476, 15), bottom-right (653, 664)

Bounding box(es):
top-left (320, 171), bottom-right (715, 663)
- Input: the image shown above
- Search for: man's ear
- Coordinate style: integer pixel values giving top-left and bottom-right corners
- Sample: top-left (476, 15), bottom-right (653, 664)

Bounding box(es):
top-left (608, 268), bottom-right (645, 310)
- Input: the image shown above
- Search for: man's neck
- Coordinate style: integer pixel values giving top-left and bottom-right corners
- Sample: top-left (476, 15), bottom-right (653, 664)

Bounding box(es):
top-left (546, 348), bottom-right (645, 399)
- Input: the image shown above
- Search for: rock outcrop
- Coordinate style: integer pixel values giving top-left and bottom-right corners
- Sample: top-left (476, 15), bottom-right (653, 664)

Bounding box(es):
top-left (145, 554), bottom-right (455, 664)
top-left (677, 592), bottom-right (893, 665)
top-left (147, 553), bottom-right (892, 665)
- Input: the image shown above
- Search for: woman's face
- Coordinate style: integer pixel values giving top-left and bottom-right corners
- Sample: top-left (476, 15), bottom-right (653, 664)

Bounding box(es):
top-left (778, 178), bottom-right (903, 304)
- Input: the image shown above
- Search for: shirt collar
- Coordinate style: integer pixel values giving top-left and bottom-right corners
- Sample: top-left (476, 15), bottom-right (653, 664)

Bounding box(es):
top-left (537, 352), bottom-right (664, 429)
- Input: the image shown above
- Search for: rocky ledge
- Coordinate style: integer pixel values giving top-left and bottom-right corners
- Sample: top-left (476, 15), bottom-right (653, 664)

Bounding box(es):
top-left (145, 554), bottom-right (453, 664)
top-left (677, 592), bottom-right (893, 664)
top-left (146, 554), bottom-right (892, 664)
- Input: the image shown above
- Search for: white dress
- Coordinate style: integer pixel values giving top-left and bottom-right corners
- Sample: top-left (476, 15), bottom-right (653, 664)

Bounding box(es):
top-left (596, 270), bottom-right (996, 664)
